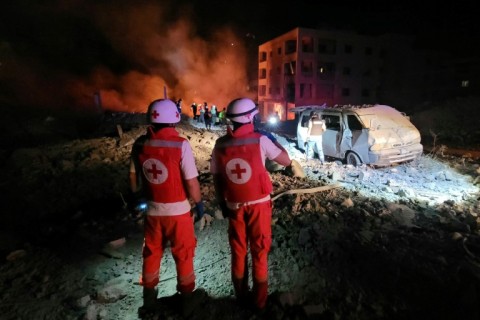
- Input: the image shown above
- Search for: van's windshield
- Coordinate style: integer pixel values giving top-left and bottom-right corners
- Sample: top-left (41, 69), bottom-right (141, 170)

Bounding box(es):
top-left (357, 106), bottom-right (414, 129)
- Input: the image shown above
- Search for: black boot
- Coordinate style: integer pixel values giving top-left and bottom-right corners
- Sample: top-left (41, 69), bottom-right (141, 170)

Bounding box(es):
top-left (138, 287), bottom-right (161, 316)
top-left (181, 288), bottom-right (207, 318)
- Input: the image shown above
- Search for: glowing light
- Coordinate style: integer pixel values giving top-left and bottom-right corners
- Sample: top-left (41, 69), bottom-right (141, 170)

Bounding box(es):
top-left (268, 116), bottom-right (278, 125)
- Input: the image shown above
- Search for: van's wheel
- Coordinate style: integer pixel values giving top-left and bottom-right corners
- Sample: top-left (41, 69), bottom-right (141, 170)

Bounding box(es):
top-left (346, 152), bottom-right (362, 167)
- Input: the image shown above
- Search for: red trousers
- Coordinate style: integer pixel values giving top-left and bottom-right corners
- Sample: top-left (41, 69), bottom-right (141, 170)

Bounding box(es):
top-left (228, 200), bottom-right (272, 309)
top-left (142, 212), bottom-right (197, 294)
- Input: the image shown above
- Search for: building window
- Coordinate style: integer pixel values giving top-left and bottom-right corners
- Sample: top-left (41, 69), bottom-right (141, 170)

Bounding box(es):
top-left (343, 67), bottom-right (351, 75)
top-left (259, 51), bottom-right (267, 62)
top-left (269, 50), bottom-right (272, 57)
top-left (268, 86), bottom-right (272, 94)
top-left (286, 83), bottom-right (295, 102)
top-left (317, 61), bottom-right (335, 80)
top-left (284, 61), bottom-right (296, 75)
top-left (302, 36), bottom-right (314, 53)
top-left (316, 84), bottom-right (334, 99)
top-left (301, 60), bottom-right (313, 76)
top-left (285, 40), bottom-right (297, 54)
top-left (275, 87), bottom-right (281, 95)
top-left (259, 68), bottom-right (267, 79)
top-left (300, 83), bottom-right (312, 98)
top-left (276, 66), bottom-right (281, 75)
top-left (318, 38), bottom-right (336, 54)
top-left (365, 47), bottom-right (373, 55)
top-left (277, 47), bottom-right (282, 55)
top-left (259, 85), bottom-right (266, 96)
top-left (342, 88), bottom-right (350, 96)
top-left (344, 45), bottom-right (353, 54)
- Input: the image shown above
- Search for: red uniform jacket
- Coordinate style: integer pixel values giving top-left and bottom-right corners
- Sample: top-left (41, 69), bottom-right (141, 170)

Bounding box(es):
top-left (138, 127), bottom-right (187, 203)
top-left (214, 124), bottom-right (273, 202)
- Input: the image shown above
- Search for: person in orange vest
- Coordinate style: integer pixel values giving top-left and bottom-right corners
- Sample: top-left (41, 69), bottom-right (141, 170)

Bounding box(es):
top-left (129, 98), bottom-right (206, 316)
top-left (210, 98), bottom-right (292, 313)
top-left (306, 111), bottom-right (326, 163)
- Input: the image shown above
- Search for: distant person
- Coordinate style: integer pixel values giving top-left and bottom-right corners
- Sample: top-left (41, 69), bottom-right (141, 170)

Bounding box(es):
top-left (211, 105), bottom-right (218, 126)
top-left (305, 111), bottom-right (326, 163)
top-left (198, 103), bottom-right (205, 123)
top-left (204, 106), bottom-right (212, 130)
top-left (218, 107), bottom-right (226, 125)
top-left (191, 102), bottom-right (198, 121)
top-left (129, 98), bottom-right (206, 316)
top-left (176, 98), bottom-right (182, 113)
top-left (210, 97), bottom-right (293, 313)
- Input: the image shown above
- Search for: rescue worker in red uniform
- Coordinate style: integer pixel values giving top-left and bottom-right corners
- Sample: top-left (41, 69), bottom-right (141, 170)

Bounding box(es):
top-left (210, 98), bottom-right (292, 312)
top-left (129, 98), bottom-right (205, 316)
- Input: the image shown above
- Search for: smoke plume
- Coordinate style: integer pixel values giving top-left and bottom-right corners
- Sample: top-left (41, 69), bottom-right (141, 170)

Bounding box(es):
top-left (0, 0), bottom-right (255, 115)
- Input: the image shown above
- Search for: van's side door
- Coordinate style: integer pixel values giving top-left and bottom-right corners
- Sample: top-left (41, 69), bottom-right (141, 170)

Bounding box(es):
top-left (341, 113), bottom-right (369, 161)
top-left (297, 113), bottom-right (311, 150)
top-left (322, 113), bottom-right (342, 157)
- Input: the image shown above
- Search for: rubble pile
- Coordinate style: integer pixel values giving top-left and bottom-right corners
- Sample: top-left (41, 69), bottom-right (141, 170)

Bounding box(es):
top-left (0, 117), bottom-right (480, 319)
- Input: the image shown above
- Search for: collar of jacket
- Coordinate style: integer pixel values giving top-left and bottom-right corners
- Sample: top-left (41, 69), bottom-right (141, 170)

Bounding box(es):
top-left (148, 126), bottom-right (179, 139)
top-left (228, 123), bottom-right (254, 138)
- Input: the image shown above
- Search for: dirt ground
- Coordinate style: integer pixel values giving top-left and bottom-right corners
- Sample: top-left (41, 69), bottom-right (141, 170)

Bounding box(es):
top-left (0, 106), bottom-right (480, 320)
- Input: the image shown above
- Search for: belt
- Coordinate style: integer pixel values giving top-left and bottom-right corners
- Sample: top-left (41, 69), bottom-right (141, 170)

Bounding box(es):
top-left (226, 195), bottom-right (271, 210)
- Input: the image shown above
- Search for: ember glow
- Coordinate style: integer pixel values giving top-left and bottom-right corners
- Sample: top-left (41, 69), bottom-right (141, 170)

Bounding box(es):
top-left (0, 1), bottom-right (255, 114)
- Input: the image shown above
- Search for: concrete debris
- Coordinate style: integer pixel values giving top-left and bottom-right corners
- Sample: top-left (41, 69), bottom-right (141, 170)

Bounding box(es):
top-left (96, 278), bottom-right (128, 303)
top-left (0, 114), bottom-right (479, 320)
top-left (6, 249), bottom-right (27, 261)
top-left (107, 237), bottom-right (126, 249)
top-left (340, 197), bottom-right (354, 208)
top-left (100, 246), bottom-right (125, 259)
top-left (76, 295), bottom-right (91, 308)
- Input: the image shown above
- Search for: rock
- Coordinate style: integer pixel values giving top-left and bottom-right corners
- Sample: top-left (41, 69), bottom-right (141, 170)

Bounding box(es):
top-left (341, 198), bottom-right (354, 208)
top-left (96, 278), bottom-right (127, 303)
top-left (6, 249), bottom-right (27, 261)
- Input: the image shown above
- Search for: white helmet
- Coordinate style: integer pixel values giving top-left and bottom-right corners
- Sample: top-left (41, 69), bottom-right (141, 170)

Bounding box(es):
top-left (147, 99), bottom-right (180, 124)
top-left (226, 98), bottom-right (258, 123)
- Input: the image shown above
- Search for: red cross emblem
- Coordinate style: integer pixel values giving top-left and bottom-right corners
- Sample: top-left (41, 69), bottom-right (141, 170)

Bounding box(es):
top-left (151, 110), bottom-right (160, 119)
top-left (143, 159), bottom-right (168, 184)
top-left (226, 158), bottom-right (251, 184)
top-left (231, 163), bottom-right (247, 179)
top-left (146, 163), bottom-right (162, 179)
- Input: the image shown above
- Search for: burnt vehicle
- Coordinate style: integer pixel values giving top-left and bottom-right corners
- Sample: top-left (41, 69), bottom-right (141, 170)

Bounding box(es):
top-left (291, 104), bottom-right (423, 166)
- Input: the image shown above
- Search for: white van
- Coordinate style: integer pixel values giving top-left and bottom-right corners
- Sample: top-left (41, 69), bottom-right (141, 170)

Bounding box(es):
top-left (290, 104), bottom-right (423, 167)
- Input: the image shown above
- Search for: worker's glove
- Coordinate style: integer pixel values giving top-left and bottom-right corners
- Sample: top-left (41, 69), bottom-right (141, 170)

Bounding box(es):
top-left (127, 191), bottom-right (144, 211)
top-left (194, 201), bottom-right (205, 222)
top-left (284, 159), bottom-right (305, 178)
top-left (219, 201), bottom-right (231, 219)
top-left (133, 198), bottom-right (148, 212)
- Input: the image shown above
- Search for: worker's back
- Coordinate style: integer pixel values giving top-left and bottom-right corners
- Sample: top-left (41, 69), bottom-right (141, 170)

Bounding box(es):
top-left (308, 116), bottom-right (326, 136)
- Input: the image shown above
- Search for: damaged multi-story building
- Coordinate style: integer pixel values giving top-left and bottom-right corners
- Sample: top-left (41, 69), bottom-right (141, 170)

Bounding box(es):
top-left (257, 27), bottom-right (479, 121)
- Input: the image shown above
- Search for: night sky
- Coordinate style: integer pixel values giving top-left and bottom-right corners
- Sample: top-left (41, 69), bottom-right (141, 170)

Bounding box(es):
top-left (1, 1), bottom-right (478, 113)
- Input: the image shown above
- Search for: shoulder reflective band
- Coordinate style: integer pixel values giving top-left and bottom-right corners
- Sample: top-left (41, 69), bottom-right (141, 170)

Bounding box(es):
top-left (216, 137), bottom-right (260, 148)
top-left (145, 140), bottom-right (183, 148)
